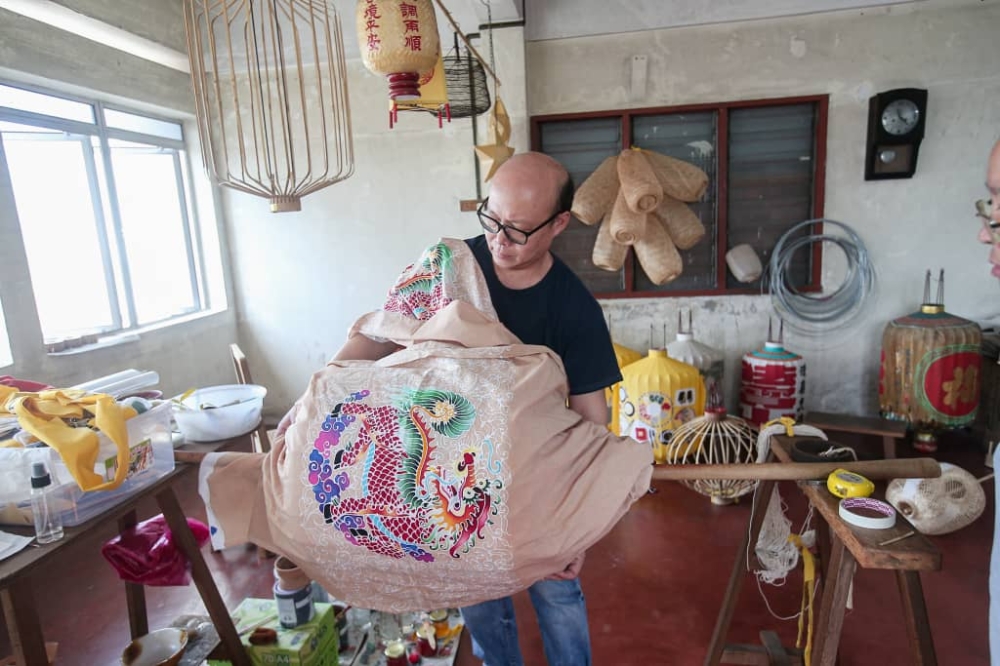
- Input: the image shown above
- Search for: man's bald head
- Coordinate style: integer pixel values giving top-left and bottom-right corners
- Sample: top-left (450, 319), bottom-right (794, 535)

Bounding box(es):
top-left (492, 152), bottom-right (574, 215)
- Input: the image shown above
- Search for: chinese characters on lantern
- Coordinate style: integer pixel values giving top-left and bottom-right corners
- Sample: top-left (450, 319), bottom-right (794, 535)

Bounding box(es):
top-left (401, 3), bottom-right (422, 51)
top-left (364, 0), bottom-right (381, 50)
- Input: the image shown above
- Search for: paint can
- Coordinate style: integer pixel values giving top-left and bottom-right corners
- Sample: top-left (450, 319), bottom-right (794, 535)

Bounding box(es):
top-left (273, 581), bottom-right (315, 628)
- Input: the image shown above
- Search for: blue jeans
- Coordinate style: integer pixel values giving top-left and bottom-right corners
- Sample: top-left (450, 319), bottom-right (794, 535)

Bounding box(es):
top-left (460, 578), bottom-right (591, 666)
top-left (991, 445), bottom-right (999, 666)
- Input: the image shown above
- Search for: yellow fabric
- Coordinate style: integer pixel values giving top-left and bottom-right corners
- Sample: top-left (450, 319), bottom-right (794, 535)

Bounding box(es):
top-left (789, 533), bottom-right (816, 666)
top-left (764, 416), bottom-right (798, 437)
top-left (0, 385), bottom-right (137, 491)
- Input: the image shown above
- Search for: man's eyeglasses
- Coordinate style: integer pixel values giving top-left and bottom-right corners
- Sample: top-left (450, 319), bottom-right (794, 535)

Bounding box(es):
top-left (976, 199), bottom-right (1000, 244)
top-left (477, 197), bottom-right (564, 245)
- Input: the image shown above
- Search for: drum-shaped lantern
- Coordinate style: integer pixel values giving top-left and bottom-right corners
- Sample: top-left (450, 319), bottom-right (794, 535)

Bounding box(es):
top-left (357, 0), bottom-right (440, 100)
top-left (619, 349), bottom-right (706, 464)
top-left (879, 286), bottom-right (981, 443)
top-left (739, 336), bottom-right (806, 429)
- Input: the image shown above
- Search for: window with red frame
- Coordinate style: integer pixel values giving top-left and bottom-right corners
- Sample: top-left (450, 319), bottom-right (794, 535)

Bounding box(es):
top-left (531, 95), bottom-right (828, 298)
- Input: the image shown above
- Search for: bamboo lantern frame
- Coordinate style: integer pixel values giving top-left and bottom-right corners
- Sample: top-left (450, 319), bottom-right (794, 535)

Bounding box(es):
top-left (184, 0), bottom-right (355, 212)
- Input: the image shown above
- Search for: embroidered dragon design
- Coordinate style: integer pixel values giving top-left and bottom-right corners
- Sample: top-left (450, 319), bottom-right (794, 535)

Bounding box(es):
top-left (309, 388), bottom-right (502, 561)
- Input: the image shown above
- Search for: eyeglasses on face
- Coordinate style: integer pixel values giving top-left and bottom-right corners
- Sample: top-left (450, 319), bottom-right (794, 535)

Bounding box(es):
top-left (476, 197), bottom-right (563, 245)
top-left (976, 199), bottom-right (1000, 244)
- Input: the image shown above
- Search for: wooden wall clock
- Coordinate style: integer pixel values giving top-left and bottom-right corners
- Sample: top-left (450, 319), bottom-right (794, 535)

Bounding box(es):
top-left (864, 88), bottom-right (928, 180)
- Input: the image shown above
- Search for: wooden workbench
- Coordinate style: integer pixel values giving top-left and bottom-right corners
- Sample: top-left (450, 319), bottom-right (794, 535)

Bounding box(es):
top-left (705, 434), bottom-right (940, 666)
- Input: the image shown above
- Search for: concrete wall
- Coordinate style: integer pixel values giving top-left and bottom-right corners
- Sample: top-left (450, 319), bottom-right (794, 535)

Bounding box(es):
top-left (228, 26), bottom-right (528, 418)
top-left (0, 4), bottom-right (238, 397)
top-left (527, 0), bottom-right (1000, 414)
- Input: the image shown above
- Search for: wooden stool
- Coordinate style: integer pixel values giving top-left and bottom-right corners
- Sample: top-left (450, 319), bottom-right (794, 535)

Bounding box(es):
top-left (705, 435), bottom-right (940, 666)
top-left (803, 411), bottom-right (907, 459)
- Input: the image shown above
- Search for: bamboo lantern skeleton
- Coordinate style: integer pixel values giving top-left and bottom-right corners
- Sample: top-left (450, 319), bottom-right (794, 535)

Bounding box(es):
top-left (619, 349), bottom-right (706, 464)
top-left (571, 148), bottom-right (708, 285)
top-left (357, 0), bottom-right (440, 100)
top-left (664, 404), bottom-right (758, 505)
top-left (183, 0), bottom-right (355, 212)
top-left (879, 270), bottom-right (982, 452)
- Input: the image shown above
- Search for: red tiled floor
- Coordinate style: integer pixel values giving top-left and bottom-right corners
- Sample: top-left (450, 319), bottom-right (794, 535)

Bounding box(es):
top-left (0, 433), bottom-right (992, 665)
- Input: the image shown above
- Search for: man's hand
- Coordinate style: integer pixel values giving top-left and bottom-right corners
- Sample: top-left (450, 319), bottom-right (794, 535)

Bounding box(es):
top-left (545, 552), bottom-right (585, 580)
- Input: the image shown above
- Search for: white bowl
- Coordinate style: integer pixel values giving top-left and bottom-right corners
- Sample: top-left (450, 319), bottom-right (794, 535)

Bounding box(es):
top-left (172, 384), bottom-right (266, 442)
top-left (121, 627), bottom-right (188, 666)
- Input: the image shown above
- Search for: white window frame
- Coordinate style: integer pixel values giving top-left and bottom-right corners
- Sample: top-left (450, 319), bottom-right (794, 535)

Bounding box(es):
top-left (0, 81), bottom-right (219, 345)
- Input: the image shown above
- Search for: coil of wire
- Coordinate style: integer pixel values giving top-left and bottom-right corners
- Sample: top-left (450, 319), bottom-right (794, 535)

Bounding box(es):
top-left (765, 218), bottom-right (875, 333)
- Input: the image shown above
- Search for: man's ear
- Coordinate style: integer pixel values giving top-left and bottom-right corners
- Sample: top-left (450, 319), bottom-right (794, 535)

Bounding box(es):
top-left (552, 211), bottom-right (572, 236)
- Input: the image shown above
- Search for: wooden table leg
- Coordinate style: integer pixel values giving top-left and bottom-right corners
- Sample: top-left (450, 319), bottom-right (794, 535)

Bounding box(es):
top-left (882, 435), bottom-right (896, 459)
top-left (704, 478), bottom-right (778, 666)
top-left (1, 577), bottom-right (50, 666)
top-left (118, 509), bottom-right (148, 639)
top-left (156, 487), bottom-right (250, 666)
top-left (811, 538), bottom-right (857, 666)
top-left (896, 570), bottom-right (937, 665)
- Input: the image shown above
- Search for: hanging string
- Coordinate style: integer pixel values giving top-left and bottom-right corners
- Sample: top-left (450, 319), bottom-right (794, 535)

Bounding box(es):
top-left (429, 0), bottom-right (498, 83)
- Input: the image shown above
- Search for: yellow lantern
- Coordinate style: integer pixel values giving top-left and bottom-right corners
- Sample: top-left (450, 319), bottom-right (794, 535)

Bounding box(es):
top-left (608, 343), bottom-right (643, 433)
top-left (357, 0), bottom-right (440, 100)
top-left (619, 349), bottom-right (706, 464)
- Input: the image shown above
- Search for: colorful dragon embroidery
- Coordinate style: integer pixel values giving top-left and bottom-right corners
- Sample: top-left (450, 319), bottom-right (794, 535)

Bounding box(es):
top-left (309, 388), bottom-right (502, 562)
top-left (383, 242), bottom-right (453, 320)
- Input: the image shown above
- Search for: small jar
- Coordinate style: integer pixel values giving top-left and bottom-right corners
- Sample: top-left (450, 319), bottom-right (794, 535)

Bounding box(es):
top-left (428, 609), bottom-right (450, 639)
top-left (416, 624), bottom-right (437, 657)
top-left (384, 639), bottom-right (408, 666)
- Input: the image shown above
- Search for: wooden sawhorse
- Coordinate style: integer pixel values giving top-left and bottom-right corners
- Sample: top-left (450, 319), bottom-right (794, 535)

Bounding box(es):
top-left (705, 435), bottom-right (941, 666)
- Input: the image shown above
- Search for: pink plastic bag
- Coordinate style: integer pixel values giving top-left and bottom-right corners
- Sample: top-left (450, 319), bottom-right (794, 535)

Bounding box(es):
top-left (101, 514), bottom-right (210, 586)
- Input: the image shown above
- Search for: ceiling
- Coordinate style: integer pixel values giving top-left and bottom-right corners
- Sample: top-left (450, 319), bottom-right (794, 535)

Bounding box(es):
top-left (1, 0), bottom-right (945, 74)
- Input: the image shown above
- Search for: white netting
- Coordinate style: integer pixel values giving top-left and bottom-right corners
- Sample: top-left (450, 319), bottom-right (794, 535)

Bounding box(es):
top-left (751, 422), bottom-right (826, 587)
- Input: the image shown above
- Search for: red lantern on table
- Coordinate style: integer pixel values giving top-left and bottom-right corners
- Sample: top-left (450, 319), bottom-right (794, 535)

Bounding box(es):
top-left (357, 0), bottom-right (440, 100)
top-left (738, 320), bottom-right (806, 428)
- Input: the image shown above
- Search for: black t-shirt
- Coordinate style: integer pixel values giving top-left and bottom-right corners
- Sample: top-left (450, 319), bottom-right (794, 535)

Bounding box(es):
top-left (465, 235), bottom-right (622, 395)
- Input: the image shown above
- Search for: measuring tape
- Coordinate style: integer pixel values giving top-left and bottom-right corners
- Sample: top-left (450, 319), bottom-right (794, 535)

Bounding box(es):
top-left (826, 468), bottom-right (875, 499)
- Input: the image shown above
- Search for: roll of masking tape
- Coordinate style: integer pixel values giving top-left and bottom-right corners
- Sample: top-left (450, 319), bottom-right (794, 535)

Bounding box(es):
top-left (839, 497), bottom-right (897, 529)
top-left (826, 468), bottom-right (875, 499)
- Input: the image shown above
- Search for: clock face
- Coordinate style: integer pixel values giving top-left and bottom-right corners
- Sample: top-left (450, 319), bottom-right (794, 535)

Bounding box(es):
top-left (881, 99), bottom-right (920, 136)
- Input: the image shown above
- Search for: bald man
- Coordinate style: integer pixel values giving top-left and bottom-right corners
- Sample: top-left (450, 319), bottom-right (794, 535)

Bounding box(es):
top-left (277, 152), bottom-right (618, 665)
top-left (985, 139), bottom-right (1000, 666)
top-left (460, 152), bottom-right (620, 666)
top-left (979, 140), bottom-right (1000, 277)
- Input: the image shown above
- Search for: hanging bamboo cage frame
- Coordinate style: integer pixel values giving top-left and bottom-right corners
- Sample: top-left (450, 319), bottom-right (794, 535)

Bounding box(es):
top-left (184, 0), bottom-right (355, 212)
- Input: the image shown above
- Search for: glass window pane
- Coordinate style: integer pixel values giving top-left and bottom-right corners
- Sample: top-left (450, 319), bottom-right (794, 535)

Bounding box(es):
top-left (727, 103), bottom-right (816, 289)
top-left (104, 108), bottom-right (183, 141)
top-left (540, 117), bottom-right (625, 294)
top-left (109, 143), bottom-right (197, 325)
top-left (0, 299), bottom-right (12, 368)
top-left (0, 84), bottom-right (95, 124)
top-left (3, 132), bottom-right (116, 341)
top-left (632, 111), bottom-right (718, 292)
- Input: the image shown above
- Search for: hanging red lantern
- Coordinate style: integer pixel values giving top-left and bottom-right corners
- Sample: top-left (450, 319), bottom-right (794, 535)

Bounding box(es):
top-left (357, 0), bottom-right (440, 100)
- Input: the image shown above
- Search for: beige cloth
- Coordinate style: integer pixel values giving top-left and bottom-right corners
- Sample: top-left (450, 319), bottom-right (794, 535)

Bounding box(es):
top-left (200, 239), bottom-right (652, 612)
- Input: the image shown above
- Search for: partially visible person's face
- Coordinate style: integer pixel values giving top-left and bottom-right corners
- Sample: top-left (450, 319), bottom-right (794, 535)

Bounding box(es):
top-left (482, 158), bottom-right (568, 273)
top-left (977, 142), bottom-right (1000, 278)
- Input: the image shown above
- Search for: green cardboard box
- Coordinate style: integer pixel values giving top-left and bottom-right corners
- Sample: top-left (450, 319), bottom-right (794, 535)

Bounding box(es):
top-left (208, 598), bottom-right (339, 666)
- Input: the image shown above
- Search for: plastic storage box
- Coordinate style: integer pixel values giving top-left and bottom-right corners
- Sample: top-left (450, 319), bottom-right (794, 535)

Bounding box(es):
top-left (47, 401), bottom-right (175, 526)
